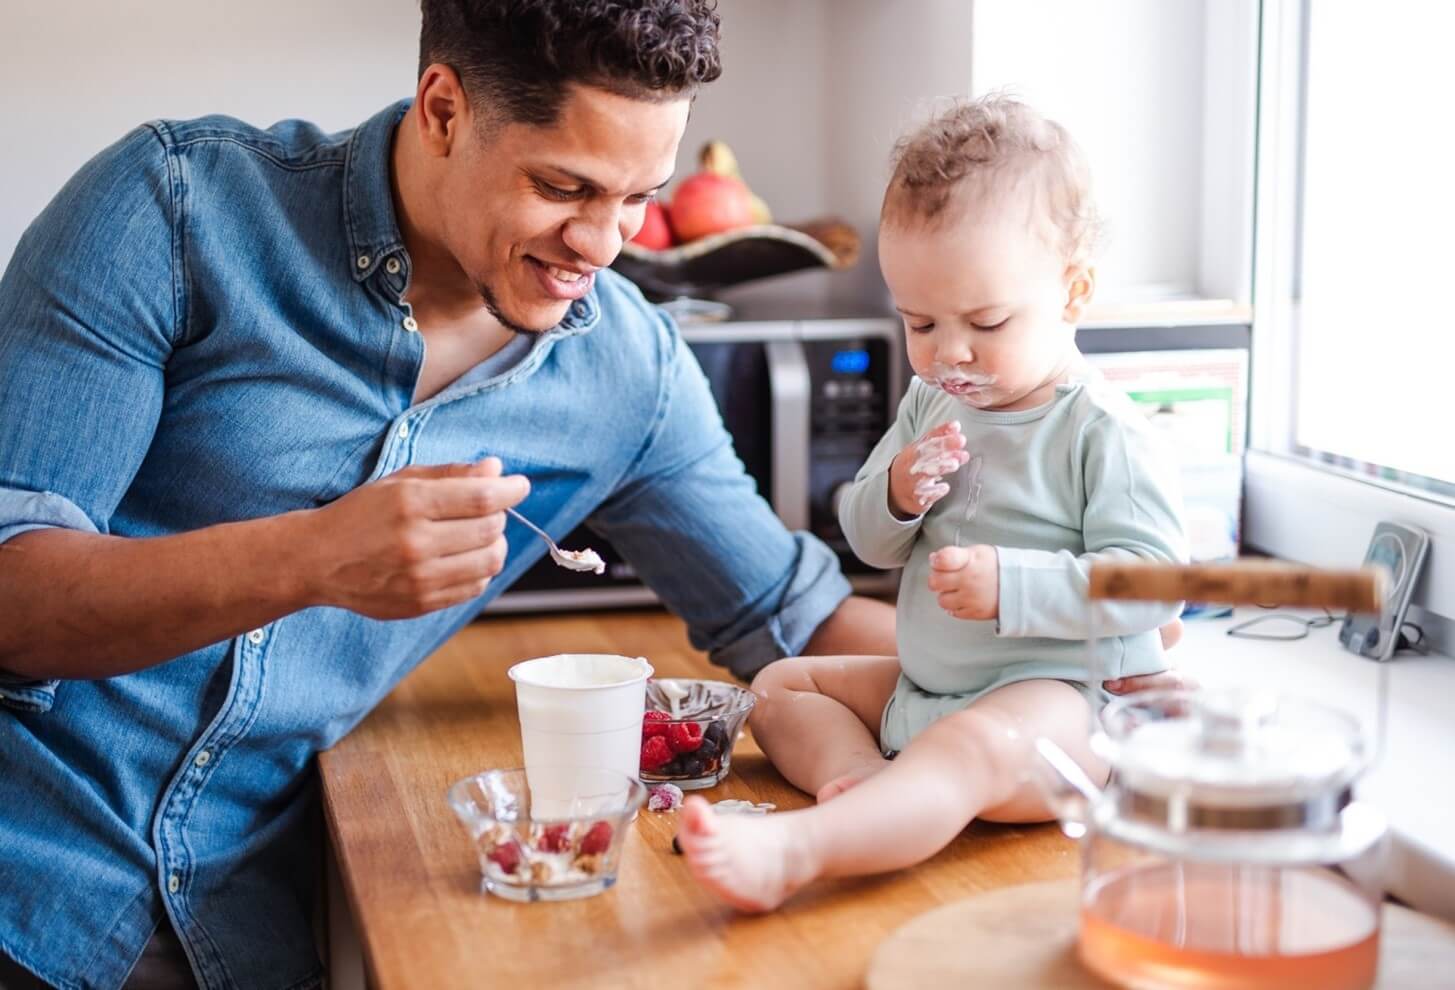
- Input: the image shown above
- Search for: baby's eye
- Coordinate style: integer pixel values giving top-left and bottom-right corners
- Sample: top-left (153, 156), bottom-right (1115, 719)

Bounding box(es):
top-left (970, 317), bottom-right (1009, 332)
top-left (907, 322), bottom-right (935, 334)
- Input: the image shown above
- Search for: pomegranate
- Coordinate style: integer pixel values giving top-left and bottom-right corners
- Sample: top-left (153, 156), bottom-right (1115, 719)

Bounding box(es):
top-left (668, 172), bottom-right (755, 243)
top-left (630, 200), bottom-right (674, 251)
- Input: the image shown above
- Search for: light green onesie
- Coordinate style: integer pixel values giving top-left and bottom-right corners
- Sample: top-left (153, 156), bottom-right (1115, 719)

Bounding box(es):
top-left (839, 376), bottom-right (1188, 754)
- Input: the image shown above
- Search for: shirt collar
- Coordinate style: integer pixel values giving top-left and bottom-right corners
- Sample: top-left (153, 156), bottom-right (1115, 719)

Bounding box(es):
top-left (343, 100), bottom-right (411, 283)
top-left (341, 98), bottom-right (603, 336)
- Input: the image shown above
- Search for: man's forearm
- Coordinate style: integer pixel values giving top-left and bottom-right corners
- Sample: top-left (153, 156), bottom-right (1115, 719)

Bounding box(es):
top-left (803, 594), bottom-right (897, 657)
top-left (0, 513), bottom-right (319, 680)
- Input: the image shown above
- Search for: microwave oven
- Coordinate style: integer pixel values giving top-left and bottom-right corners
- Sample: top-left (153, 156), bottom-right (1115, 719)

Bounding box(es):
top-left (489, 317), bottom-right (904, 612)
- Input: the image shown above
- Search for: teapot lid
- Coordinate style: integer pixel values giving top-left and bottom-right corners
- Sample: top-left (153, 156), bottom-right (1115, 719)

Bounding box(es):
top-left (1097, 688), bottom-right (1365, 813)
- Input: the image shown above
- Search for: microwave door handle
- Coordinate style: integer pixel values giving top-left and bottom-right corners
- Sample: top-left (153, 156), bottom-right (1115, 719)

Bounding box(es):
top-left (764, 338), bottom-right (811, 531)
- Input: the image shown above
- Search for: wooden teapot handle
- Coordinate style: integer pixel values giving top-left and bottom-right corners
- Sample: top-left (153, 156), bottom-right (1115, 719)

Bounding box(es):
top-left (1088, 559), bottom-right (1385, 613)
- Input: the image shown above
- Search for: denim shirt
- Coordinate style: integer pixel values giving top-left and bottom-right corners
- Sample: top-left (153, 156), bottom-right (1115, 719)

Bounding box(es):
top-left (0, 101), bottom-right (850, 990)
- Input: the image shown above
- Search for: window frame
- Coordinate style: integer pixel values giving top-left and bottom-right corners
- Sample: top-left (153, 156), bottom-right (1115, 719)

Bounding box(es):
top-left (1246, 0), bottom-right (1455, 630)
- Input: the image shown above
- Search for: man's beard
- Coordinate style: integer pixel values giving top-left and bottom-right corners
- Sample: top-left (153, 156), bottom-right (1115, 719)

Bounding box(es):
top-left (477, 279), bottom-right (548, 337)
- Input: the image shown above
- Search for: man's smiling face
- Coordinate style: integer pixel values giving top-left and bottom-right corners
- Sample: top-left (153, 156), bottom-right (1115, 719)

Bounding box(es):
top-left (436, 84), bottom-right (688, 333)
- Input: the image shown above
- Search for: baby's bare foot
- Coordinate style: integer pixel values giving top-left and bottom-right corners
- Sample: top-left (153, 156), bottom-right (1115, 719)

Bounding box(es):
top-left (677, 797), bottom-right (819, 912)
top-left (815, 762), bottom-right (887, 803)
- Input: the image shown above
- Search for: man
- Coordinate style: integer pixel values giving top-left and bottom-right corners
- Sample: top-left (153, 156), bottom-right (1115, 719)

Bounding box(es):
top-left (0, 3), bottom-right (891, 987)
top-left (0, 3), bottom-right (1179, 987)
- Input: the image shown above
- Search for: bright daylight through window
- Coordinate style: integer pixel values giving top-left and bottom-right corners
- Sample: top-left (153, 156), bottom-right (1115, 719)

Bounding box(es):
top-left (1291, 1), bottom-right (1455, 497)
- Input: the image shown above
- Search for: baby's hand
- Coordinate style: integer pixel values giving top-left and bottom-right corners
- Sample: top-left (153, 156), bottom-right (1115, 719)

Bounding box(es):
top-left (927, 545), bottom-right (999, 621)
top-left (888, 421), bottom-right (970, 519)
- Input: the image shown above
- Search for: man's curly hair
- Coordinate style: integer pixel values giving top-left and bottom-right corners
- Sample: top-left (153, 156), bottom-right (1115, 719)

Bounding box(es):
top-left (419, 0), bottom-right (722, 127)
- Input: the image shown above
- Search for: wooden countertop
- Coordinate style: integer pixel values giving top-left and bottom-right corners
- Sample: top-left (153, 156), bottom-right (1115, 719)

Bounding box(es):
top-left (318, 609), bottom-right (1078, 990)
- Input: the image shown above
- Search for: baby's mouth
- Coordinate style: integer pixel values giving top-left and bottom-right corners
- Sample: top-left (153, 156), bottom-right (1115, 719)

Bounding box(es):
top-left (938, 379), bottom-right (990, 396)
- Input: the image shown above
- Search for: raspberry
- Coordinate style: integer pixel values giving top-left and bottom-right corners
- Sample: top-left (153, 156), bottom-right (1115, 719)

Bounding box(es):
top-left (666, 721), bottom-right (704, 754)
top-left (647, 783), bottom-right (684, 812)
top-left (537, 823), bottom-right (571, 853)
top-left (642, 711), bottom-right (671, 739)
top-left (487, 839), bottom-right (523, 874)
top-left (640, 735), bottom-right (675, 772)
top-left (579, 821), bottom-right (613, 856)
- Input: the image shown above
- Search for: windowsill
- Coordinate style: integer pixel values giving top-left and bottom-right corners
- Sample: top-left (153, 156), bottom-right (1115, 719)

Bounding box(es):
top-left (1082, 298), bottom-right (1252, 329)
top-left (1244, 451), bottom-right (1455, 643)
top-left (1177, 611), bottom-right (1455, 920)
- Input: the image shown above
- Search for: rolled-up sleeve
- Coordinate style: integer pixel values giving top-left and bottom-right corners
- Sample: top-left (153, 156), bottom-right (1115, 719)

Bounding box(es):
top-left (0, 488), bottom-right (100, 546)
top-left (0, 124), bottom-right (181, 712)
top-left (587, 318), bottom-right (851, 682)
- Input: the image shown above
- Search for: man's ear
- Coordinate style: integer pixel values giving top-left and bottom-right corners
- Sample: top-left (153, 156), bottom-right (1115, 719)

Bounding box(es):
top-left (415, 63), bottom-right (471, 157)
top-left (1063, 264), bottom-right (1096, 323)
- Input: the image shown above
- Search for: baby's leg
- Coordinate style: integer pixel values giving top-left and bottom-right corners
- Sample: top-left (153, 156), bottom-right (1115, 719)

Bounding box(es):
top-left (748, 654), bottom-right (901, 802)
top-left (679, 679), bottom-right (1104, 912)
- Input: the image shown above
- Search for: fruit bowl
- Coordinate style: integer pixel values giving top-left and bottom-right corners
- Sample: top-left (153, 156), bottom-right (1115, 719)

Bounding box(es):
top-left (612, 219), bottom-right (859, 304)
top-left (446, 767), bottom-right (645, 902)
top-left (638, 679), bottom-right (756, 790)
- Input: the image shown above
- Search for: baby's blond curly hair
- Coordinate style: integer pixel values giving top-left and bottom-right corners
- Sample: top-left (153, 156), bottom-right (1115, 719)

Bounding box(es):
top-left (882, 94), bottom-right (1101, 267)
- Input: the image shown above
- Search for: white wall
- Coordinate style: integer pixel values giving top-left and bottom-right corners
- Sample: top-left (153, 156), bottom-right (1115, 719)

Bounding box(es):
top-left (972, 0), bottom-right (1213, 303)
top-left (676, 0), bottom-right (978, 314)
top-left (0, 0), bottom-right (421, 267)
top-left (2, 1), bottom-right (1251, 314)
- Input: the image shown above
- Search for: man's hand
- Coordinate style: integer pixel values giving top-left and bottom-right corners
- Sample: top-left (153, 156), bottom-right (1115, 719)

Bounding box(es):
top-left (887, 421), bottom-right (969, 519)
top-left (307, 458), bottom-right (529, 619)
top-left (926, 544), bottom-right (999, 621)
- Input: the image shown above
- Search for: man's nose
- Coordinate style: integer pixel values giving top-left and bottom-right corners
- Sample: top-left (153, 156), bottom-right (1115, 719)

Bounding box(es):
top-left (561, 205), bottom-right (624, 270)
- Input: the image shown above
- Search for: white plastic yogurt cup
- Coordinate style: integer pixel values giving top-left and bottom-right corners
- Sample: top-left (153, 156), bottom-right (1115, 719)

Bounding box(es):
top-left (508, 653), bottom-right (653, 817)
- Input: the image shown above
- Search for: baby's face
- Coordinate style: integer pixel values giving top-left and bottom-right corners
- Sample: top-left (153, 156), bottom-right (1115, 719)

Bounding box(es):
top-left (879, 204), bottom-right (1088, 411)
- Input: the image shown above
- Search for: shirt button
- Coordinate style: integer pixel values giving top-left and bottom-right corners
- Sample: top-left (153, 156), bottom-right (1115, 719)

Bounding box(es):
top-left (247, 628), bottom-right (265, 645)
top-left (356, 254), bottom-right (370, 270)
top-left (397, 423), bottom-right (410, 440)
top-left (194, 750), bottom-right (211, 768)
top-left (168, 873), bottom-right (181, 894)
top-left (385, 257), bottom-right (402, 275)
top-left (401, 315), bottom-right (419, 333)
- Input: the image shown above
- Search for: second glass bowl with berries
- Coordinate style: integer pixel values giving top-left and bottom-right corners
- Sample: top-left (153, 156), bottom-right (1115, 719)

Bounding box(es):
top-left (446, 767), bottom-right (646, 902)
top-left (638, 679), bottom-right (756, 790)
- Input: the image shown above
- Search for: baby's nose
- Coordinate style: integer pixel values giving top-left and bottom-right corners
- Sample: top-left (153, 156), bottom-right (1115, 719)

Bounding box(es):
top-left (936, 340), bottom-right (974, 365)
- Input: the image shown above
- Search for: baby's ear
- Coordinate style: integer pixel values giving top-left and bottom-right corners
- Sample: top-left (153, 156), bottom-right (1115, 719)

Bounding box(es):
top-left (1062, 264), bottom-right (1097, 323)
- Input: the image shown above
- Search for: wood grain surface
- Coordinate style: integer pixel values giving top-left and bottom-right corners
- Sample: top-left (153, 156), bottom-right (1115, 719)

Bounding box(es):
top-left (318, 609), bottom-right (1080, 990)
top-left (868, 879), bottom-right (1455, 990)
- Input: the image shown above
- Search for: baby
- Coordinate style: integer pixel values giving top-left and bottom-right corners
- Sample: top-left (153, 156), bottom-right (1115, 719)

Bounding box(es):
top-left (677, 95), bottom-right (1187, 911)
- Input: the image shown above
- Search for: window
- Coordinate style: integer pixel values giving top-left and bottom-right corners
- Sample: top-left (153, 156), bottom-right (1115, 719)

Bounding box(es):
top-left (1248, 0), bottom-right (1454, 629)
top-left (1254, 0), bottom-right (1455, 498)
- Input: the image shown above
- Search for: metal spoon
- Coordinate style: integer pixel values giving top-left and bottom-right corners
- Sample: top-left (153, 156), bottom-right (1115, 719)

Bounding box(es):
top-left (505, 506), bottom-right (606, 574)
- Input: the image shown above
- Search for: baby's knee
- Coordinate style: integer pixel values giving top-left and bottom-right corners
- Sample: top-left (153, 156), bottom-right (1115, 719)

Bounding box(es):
top-left (749, 656), bottom-right (813, 699)
top-left (747, 657), bottom-right (814, 730)
top-left (936, 706), bottom-right (1030, 770)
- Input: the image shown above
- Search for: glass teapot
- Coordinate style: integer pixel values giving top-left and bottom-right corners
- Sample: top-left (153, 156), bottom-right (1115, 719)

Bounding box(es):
top-left (1037, 561), bottom-right (1388, 990)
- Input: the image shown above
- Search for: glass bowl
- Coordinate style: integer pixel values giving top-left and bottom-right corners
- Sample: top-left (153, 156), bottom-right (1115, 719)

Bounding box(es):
top-left (638, 678), bottom-right (756, 790)
top-left (446, 767), bottom-right (645, 902)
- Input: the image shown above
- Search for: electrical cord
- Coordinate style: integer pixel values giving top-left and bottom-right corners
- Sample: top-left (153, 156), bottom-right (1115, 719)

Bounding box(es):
top-left (1226, 605), bottom-right (1340, 641)
top-left (1225, 606), bottom-right (1428, 655)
